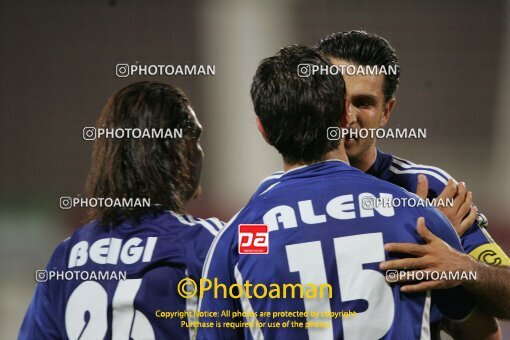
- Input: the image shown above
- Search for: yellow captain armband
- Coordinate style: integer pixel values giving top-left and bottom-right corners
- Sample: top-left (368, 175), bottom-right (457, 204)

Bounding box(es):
top-left (469, 243), bottom-right (510, 267)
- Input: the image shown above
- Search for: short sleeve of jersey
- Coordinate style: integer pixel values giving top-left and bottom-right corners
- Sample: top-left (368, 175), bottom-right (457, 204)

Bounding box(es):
top-left (19, 241), bottom-right (68, 339)
top-left (419, 207), bottom-right (476, 321)
top-left (459, 219), bottom-right (492, 254)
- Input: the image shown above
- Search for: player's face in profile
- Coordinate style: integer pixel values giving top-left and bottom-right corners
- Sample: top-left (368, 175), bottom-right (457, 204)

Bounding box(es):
top-left (187, 106), bottom-right (204, 198)
top-left (189, 141), bottom-right (204, 198)
top-left (330, 58), bottom-right (389, 162)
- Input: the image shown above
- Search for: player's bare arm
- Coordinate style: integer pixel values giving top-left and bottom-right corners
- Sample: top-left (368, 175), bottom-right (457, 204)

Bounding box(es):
top-left (443, 308), bottom-right (501, 340)
top-left (462, 261), bottom-right (510, 320)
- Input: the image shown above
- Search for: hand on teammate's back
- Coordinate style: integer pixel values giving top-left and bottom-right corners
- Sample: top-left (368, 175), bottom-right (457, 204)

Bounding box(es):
top-left (415, 174), bottom-right (478, 236)
top-left (380, 217), bottom-right (475, 292)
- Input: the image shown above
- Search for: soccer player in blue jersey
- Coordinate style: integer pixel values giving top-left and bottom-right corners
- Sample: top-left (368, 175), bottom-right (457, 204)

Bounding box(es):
top-left (197, 45), bottom-right (500, 339)
top-left (316, 31), bottom-right (510, 322)
top-left (19, 81), bottom-right (222, 339)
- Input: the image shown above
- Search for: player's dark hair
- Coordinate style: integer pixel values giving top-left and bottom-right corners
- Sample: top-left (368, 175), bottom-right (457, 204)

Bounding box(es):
top-left (317, 30), bottom-right (400, 102)
top-left (85, 81), bottom-right (202, 227)
top-left (250, 44), bottom-right (346, 165)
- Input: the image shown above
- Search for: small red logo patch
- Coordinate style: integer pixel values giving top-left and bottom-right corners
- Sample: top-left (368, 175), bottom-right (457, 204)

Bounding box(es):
top-left (238, 224), bottom-right (269, 254)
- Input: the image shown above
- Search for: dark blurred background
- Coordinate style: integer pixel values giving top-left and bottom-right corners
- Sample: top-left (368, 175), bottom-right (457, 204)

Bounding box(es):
top-left (1, 0), bottom-right (509, 337)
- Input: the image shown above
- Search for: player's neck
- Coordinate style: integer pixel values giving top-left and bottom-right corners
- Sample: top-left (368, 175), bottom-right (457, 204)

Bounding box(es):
top-left (350, 146), bottom-right (377, 173)
top-left (283, 145), bottom-right (349, 172)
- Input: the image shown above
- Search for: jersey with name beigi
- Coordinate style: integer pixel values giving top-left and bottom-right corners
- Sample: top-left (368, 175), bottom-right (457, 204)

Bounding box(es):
top-left (19, 211), bottom-right (222, 340)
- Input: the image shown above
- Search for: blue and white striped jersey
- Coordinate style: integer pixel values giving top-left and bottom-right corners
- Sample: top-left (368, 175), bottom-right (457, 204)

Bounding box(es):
top-left (248, 149), bottom-right (502, 337)
top-left (256, 149), bottom-right (493, 254)
top-left (19, 211), bottom-right (222, 340)
top-left (198, 160), bottom-right (475, 340)
top-left (365, 149), bottom-right (491, 254)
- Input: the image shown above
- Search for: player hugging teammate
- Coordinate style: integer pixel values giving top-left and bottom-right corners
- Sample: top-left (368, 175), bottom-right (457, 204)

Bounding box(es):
top-left (19, 33), bottom-right (510, 340)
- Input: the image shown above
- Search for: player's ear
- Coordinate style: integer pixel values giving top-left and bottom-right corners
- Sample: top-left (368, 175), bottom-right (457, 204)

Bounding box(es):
top-left (380, 97), bottom-right (396, 127)
top-left (256, 116), bottom-right (270, 144)
top-left (341, 99), bottom-right (353, 128)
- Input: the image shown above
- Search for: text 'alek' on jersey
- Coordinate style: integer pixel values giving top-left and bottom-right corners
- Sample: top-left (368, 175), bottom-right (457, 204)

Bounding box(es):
top-left (198, 160), bottom-right (475, 340)
top-left (19, 211), bottom-right (222, 340)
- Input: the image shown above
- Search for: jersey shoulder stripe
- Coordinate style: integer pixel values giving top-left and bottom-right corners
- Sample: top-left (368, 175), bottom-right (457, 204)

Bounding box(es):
top-left (392, 156), bottom-right (452, 180)
top-left (167, 211), bottom-right (220, 236)
top-left (390, 157), bottom-right (452, 185)
top-left (259, 171), bottom-right (284, 184)
top-left (206, 217), bottom-right (224, 231)
top-left (392, 156), bottom-right (413, 166)
top-left (259, 182), bottom-right (281, 196)
top-left (196, 219), bottom-right (219, 236)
